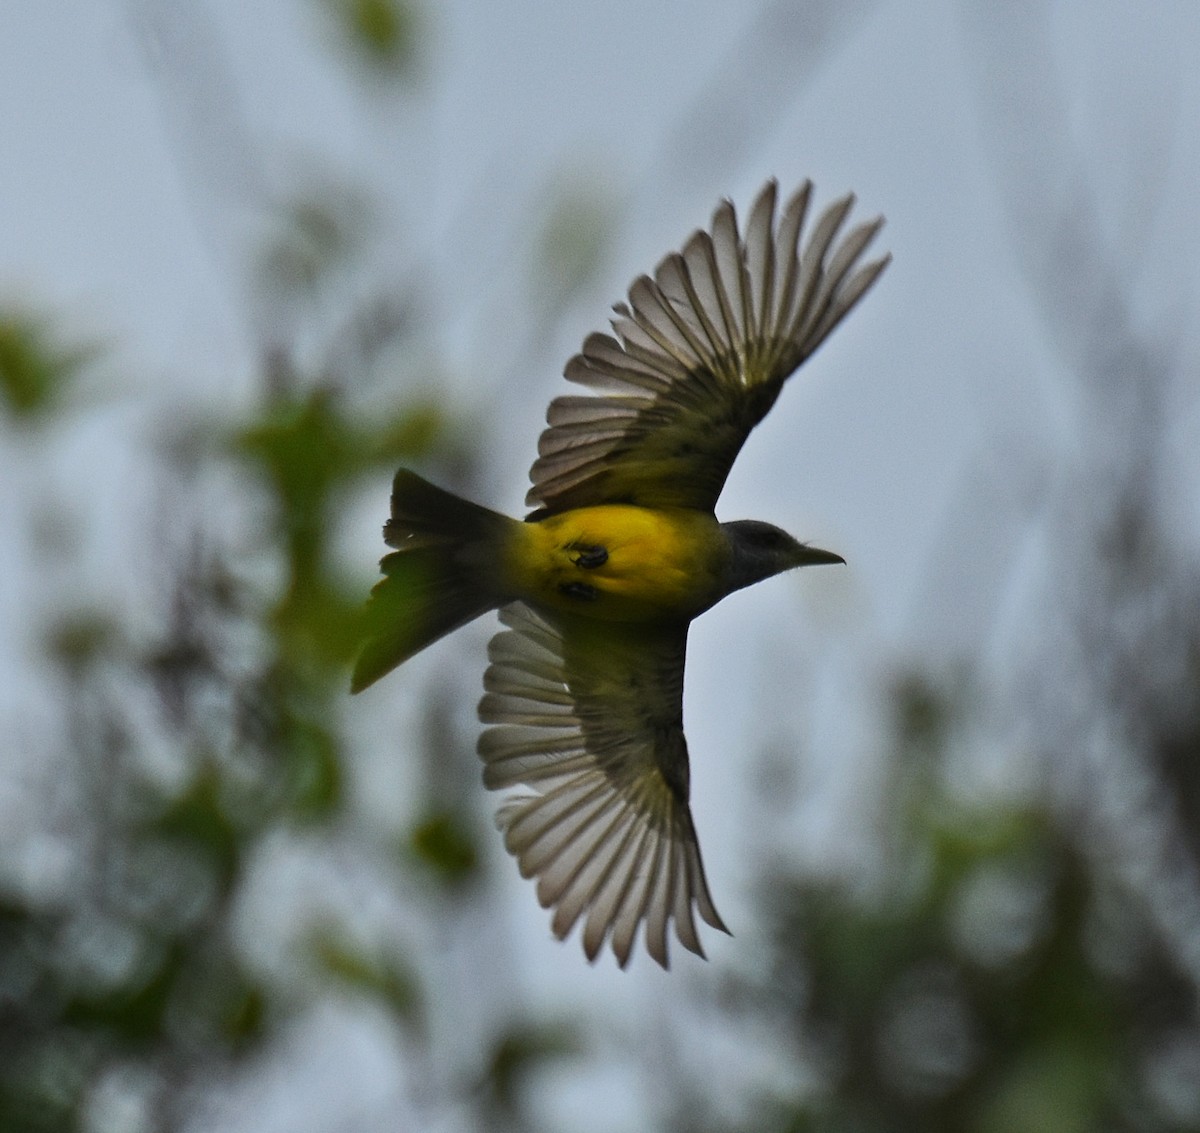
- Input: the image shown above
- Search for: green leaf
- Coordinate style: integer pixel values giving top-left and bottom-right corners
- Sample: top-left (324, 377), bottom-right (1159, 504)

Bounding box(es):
top-left (61, 941), bottom-right (178, 1045)
top-left (310, 927), bottom-right (420, 1022)
top-left (368, 400), bottom-right (446, 464)
top-left (409, 809), bottom-right (478, 885)
top-left (484, 1022), bottom-right (579, 1114)
top-left (0, 310), bottom-right (94, 422)
top-left (43, 611), bottom-right (121, 678)
top-left (148, 768), bottom-right (242, 891)
top-left (321, 0), bottom-right (421, 77)
top-left (223, 984), bottom-right (267, 1048)
top-left (283, 713), bottom-right (343, 818)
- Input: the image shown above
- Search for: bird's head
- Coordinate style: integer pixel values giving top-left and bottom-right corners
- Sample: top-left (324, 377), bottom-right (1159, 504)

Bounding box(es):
top-left (720, 519), bottom-right (844, 594)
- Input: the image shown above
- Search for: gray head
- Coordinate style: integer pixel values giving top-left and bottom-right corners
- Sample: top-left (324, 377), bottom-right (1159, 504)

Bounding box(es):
top-left (720, 519), bottom-right (844, 595)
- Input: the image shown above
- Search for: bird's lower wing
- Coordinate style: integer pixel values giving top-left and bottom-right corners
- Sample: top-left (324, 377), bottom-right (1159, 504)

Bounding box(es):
top-left (477, 603), bottom-right (727, 968)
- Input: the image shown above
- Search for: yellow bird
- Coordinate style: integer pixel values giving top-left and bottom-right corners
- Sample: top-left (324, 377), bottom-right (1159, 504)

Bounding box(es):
top-left (353, 179), bottom-right (889, 968)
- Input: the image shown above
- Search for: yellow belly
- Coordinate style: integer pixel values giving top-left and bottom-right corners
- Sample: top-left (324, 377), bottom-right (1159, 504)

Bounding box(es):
top-left (503, 505), bottom-right (729, 622)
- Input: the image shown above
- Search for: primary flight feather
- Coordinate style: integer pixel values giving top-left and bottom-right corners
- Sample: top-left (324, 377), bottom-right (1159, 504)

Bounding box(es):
top-left (354, 178), bottom-right (889, 968)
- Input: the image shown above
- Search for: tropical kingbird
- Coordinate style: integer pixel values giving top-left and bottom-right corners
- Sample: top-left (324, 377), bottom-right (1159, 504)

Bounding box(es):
top-left (353, 179), bottom-right (889, 968)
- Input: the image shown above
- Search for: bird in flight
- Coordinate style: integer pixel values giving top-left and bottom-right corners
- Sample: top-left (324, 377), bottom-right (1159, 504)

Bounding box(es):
top-left (353, 179), bottom-right (889, 968)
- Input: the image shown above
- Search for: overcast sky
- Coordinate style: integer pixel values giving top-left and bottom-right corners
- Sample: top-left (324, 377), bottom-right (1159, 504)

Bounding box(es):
top-left (3, 3), bottom-right (1200, 1130)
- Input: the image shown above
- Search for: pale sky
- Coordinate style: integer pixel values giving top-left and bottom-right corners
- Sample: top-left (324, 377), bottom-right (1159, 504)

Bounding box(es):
top-left (3, 3), bottom-right (1199, 1130)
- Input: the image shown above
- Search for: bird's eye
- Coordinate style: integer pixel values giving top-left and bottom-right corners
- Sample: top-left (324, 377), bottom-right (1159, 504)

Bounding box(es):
top-left (753, 526), bottom-right (788, 548)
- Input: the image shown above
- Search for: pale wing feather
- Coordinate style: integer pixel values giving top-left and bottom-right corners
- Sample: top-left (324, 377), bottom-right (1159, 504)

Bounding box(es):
top-left (477, 603), bottom-right (727, 969)
top-left (526, 178), bottom-right (889, 515)
top-left (745, 180), bottom-right (777, 344)
top-left (581, 817), bottom-right (650, 960)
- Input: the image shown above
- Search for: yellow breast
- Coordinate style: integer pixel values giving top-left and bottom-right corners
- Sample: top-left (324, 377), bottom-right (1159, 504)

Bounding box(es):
top-left (504, 505), bottom-right (729, 623)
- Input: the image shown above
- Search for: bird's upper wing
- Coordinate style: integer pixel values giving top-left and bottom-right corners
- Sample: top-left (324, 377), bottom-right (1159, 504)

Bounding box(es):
top-left (477, 602), bottom-right (727, 968)
top-left (526, 179), bottom-right (889, 516)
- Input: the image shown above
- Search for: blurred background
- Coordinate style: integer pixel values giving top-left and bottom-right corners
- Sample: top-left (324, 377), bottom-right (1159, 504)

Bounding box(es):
top-left (3, 2), bottom-right (1200, 1130)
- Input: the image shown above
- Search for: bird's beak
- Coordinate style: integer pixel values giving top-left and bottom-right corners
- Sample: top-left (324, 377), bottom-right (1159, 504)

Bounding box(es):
top-left (794, 544), bottom-right (845, 567)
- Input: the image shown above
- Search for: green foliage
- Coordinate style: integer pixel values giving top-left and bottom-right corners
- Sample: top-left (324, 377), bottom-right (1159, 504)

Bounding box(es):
top-left (482, 1021), bottom-right (580, 1118)
top-left (772, 814), bottom-right (1122, 1129)
top-left (43, 611), bottom-right (121, 678)
top-left (145, 769), bottom-right (243, 893)
top-left (0, 309), bottom-right (94, 423)
top-left (0, 286), bottom-right (471, 1128)
top-left (409, 808), bottom-right (480, 886)
top-left (317, 0), bottom-right (423, 79)
top-left (235, 384), bottom-right (448, 680)
top-left (713, 675), bottom-right (1200, 1133)
top-left (280, 711), bottom-right (345, 817)
top-left (310, 924), bottom-right (421, 1022)
top-left (368, 396), bottom-right (445, 463)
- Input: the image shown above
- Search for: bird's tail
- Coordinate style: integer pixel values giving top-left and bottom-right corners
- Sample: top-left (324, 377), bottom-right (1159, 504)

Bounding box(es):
top-left (351, 470), bottom-right (516, 693)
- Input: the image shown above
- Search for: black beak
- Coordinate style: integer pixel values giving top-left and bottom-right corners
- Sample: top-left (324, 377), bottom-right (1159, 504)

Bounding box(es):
top-left (795, 544), bottom-right (845, 567)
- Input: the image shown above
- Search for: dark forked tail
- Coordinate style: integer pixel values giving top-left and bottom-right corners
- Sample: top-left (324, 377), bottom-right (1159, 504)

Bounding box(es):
top-left (351, 470), bottom-right (515, 693)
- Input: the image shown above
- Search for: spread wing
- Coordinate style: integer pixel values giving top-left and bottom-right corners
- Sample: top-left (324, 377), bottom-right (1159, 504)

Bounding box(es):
top-left (477, 602), bottom-right (727, 968)
top-left (527, 179), bottom-right (889, 515)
